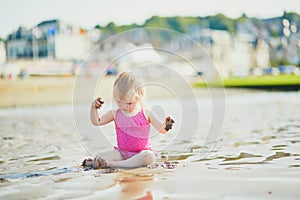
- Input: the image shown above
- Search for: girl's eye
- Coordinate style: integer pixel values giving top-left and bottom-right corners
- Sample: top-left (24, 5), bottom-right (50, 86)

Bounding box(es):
top-left (127, 103), bottom-right (132, 105)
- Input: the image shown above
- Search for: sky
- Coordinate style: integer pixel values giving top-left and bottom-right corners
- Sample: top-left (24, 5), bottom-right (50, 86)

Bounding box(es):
top-left (1, 0), bottom-right (300, 38)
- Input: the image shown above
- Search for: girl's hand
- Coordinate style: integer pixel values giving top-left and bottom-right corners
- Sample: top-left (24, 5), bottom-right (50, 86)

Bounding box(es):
top-left (92, 97), bottom-right (104, 109)
top-left (164, 116), bottom-right (175, 131)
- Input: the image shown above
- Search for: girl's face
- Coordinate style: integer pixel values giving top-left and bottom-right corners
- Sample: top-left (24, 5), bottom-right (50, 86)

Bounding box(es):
top-left (116, 96), bottom-right (138, 114)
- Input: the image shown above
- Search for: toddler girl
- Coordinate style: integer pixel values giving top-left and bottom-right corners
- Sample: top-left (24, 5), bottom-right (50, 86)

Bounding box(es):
top-left (82, 72), bottom-right (175, 169)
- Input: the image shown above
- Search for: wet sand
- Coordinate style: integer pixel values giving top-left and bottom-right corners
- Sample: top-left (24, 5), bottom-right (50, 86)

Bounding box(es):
top-left (0, 77), bottom-right (75, 107)
top-left (1, 78), bottom-right (300, 199)
top-left (0, 76), bottom-right (199, 107)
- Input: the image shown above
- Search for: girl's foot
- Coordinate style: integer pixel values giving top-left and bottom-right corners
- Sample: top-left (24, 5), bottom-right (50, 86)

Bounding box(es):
top-left (82, 157), bottom-right (107, 169)
top-left (93, 157), bottom-right (108, 169)
top-left (82, 158), bottom-right (94, 168)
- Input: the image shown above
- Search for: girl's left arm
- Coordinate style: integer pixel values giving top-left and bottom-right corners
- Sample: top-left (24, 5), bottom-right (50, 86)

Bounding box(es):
top-left (147, 109), bottom-right (174, 134)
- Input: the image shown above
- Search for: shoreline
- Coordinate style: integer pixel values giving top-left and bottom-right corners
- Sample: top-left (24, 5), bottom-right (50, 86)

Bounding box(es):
top-left (1, 76), bottom-right (206, 108)
top-left (1, 75), bottom-right (299, 108)
top-left (0, 76), bottom-right (75, 107)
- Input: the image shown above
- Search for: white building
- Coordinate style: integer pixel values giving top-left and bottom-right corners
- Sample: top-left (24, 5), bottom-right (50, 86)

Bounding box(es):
top-left (230, 33), bottom-right (254, 76)
top-left (6, 19), bottom-right (93, 61)
top-left (188, 26), bottom-right (271, 77)
top-left (0, 41), bottom-right (6, 65)
top-left (209, 30), bottom-right (234, 77)
top-left (252, 37), bottom-right (270, 68)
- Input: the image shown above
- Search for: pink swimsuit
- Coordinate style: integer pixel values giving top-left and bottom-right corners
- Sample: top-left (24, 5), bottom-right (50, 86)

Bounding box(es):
top-left (114, 109), bottom-right (151, 159)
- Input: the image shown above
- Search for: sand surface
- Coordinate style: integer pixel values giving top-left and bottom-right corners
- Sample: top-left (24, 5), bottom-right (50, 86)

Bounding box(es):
top-left (1, 77), bottom-right (300, 199)
top-left (0, 77), bottom-right (75, 107)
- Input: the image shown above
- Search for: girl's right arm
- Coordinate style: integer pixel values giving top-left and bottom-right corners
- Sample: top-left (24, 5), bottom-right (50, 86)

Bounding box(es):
top-left (90, 97), bottom-right (114, 126)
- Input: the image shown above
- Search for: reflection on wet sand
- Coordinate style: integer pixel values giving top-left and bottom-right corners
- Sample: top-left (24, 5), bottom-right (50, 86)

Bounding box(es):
top-left (116, 173), bottom-right (154, 200)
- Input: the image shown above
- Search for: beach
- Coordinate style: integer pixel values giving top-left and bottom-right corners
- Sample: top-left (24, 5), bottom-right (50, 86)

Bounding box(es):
top-left (0, 77), bottom-right (75, 107)
top-left (1, 77), bottom-right (300, 199)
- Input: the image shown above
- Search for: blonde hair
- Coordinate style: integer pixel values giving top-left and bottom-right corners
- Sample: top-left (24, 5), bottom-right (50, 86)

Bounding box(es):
top-left (113, 72), bottom-right (146, 105)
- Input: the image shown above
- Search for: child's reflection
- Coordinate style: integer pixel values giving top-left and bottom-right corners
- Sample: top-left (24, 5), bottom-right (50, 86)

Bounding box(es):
top-left (117, 173), bottom-right (154, 200)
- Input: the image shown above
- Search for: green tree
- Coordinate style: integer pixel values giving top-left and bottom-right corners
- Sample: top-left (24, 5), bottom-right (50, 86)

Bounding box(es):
top-left (94, 24), bottom-right (101, 29)
top-left (115, 23), bottom-right (140, 33)
top-left (143, 16), bottom-right (169, 28)
top-left (166, 17), bottom-right (185, 33)
top-left (206, 14), bottom-right (236, 33)
top-left (102, 22), bottom-right (117, 34)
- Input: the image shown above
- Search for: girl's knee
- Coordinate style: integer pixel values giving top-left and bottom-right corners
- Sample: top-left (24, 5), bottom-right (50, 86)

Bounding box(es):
top-left (141, 150), bottom-right (156, 165)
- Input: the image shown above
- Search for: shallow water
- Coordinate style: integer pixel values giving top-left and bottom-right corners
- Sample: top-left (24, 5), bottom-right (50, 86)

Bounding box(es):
top-left (0, 90), bottom-right (300, 199)
top-left (200, 91), bottom-right (300, 171)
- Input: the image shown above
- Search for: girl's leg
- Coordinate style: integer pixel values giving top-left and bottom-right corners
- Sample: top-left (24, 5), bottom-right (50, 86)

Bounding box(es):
top-left (95, 150), bottom-right (123, 162)
top-left (110, 150), bottom-right (156, 168)
top-left (82, 150), bottom-right (123, 168)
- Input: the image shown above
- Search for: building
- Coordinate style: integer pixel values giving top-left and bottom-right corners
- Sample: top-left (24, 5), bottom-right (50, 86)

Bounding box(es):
top-left (6, 19), bottom-right (93, 61)
top-left (252, 37), bottom-right (270, 68)
top-left (0, 40), bottom-right (6, 65)
top-left (188, 25), bottom-right (271, 77)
